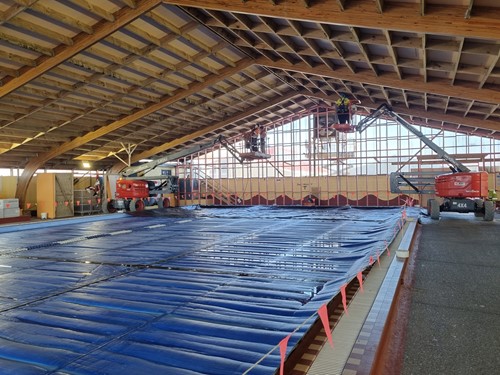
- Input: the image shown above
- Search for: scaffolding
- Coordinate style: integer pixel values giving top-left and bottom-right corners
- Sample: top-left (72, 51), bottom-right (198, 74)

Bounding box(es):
top-left (175, 106), bottom-right (500, 208)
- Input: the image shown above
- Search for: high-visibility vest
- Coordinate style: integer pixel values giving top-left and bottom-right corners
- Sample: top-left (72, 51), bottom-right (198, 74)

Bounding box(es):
top-left (335, 97), bottom-right (350, 113)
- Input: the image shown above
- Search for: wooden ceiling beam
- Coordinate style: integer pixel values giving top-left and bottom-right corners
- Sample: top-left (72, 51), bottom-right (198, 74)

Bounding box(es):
top-left (256, 57), bottom-right (500, 105)
top-left (28, 2), bottom-right (95, 34)
top-left (312, 92), bottom-right (500, 133)
top-left (479, 50), bottom-right (500, 89)
top-left (147, 12), bottom-right (236, 67)
top-left (109, 89), bottom-right (299, 172)
top-left (15, 57), bottom-right (254, 206)
top-left (465, 0), bottom-right (475, 19)
top-left (349, 26), bottom-right (378, 76)
top-left (0, 1), bottom-right (38, 24)
top-left (0, 0), bottom-right (163, 99)
top-left (65, 0), bottom-right (115, 22)
top-left (164, 0), bottom-right (500, 40)
top-left (383, 30), bottom-right (402, 80)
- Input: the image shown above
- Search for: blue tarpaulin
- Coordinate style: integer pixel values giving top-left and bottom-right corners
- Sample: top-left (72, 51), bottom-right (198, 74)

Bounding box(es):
top-left (0, 206), bottom-right (406, 374)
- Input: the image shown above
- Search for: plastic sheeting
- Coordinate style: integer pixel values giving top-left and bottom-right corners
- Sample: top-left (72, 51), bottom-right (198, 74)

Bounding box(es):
top-left (0, 206), bottom-right (409, 374)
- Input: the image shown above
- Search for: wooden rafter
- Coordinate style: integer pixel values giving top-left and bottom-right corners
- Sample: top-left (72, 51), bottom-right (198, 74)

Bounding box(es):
top-left (109, 89), bottom-right (299, 172)
top-left (0, 0), bottom-right (38, 25)
top-left (450, 37), bottom-right (465, 86)
top-left (383, 30), bottom-right (402, 80)
top-left (15, 57), bottom-right (254, 206)
top-left (256, 57), bottom-right (500, 104)
top-left (422, 34), bottom-right (427, 83)
top-left (479, 50), bottom-right (500, 89)
top-left (164, 0), bottom-right (500, 40)
top-left (66, 0), bottom-right (115, 22)
top-left (349, 26), bottom-right (378, 76)
top-left (312, 92), bottom-right (500, 133)
top-left (0, 0), bottom-right (163, 98)
top-left (465, 0), bottom-right (475, 19)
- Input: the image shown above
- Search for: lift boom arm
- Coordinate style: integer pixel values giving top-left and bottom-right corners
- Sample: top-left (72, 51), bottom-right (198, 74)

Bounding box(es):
top-left (355, 103), bottom-right (470, 173)
top-left (121, 135), bottom-right (227, 177)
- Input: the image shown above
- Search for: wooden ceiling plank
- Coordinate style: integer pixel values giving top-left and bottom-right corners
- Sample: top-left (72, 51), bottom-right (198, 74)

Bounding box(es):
top-left (15, 57), bottom-right (253, 205)
top-left (225, 77), bottom-right (268, 100)
top-left (28, 2), bottom-right (94, 34)
top-left (0, 31), bottom-right (54, 56)
top-left (104, 32), bottom-right (218, 78)
top-left (244, 71), bottom-right (285, 96)
top-left (232, 13), bottom-right (284, 59)
top-left (147, 12), bottom-right (236, 67)
top-left (280, 71), bottom-right (314, 94)
top-left (0, 0), bottom-right (163, 99)
top-left (319, 76), bottom-right (341, 97)
top-left (444, 96), bottom-right (450, 114)
top-left (0, 49), bottom-right (37, 66)
top-left (165, 0), bottom-right (500, 40)
top-left (464, 100), bottom-right (474, 117)
top-left (65, 0), bottom-right (115, 22)
top-left (9, 17), bottom-right (74, 45)
top-left (356, 83), bottom-right (376, 103)
top-left (1, 0), bottom-right (38, 24)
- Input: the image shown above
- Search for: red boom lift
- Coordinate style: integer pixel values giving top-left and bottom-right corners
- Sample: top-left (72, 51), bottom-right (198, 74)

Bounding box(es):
top-left (102, 135), bottom-right (271, 213)
top-left (352, 103), bottom-right (495, 221)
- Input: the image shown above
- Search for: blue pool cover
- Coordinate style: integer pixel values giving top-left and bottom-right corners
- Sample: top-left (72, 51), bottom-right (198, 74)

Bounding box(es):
top-left (0, 206), bottom-right (407, 374)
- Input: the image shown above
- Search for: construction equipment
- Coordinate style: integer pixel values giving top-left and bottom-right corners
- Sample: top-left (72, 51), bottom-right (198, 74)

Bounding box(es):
top-left (102, 137), bottom-right (220, 213)
top-left (353, 103), bottom-right (495, 221)
top-left (103, 135), bottom-right (269, 212)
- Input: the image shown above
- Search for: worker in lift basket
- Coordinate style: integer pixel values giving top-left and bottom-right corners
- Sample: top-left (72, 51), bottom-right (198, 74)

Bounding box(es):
top-left (250, 126), bottom-right (260, 152)
top-left (335, 92), bottom-right (351, 124)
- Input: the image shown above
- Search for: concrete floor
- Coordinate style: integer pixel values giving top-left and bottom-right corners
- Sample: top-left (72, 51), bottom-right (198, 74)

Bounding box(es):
top-left (402, 212), bottom-right (500, 375)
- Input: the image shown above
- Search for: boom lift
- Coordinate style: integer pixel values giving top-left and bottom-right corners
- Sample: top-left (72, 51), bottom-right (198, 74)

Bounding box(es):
top-left (352, 103), bottom-right (495, 221)
top-left (103, 135), bottom-right (270, 213)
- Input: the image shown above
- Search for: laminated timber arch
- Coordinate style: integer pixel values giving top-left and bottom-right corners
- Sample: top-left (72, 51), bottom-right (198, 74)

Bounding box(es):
top-left (165, 0), bottom-right (500, 40)
top-left (14, 58), bottom-right (254, 208)
top-left (257, 57), bottom-right (500, 106)
top-left (108, 89), bottom-right (299, 173)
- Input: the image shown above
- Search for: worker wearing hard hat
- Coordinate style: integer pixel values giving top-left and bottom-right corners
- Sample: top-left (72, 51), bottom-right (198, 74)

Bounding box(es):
top-left (335, 93), bottom-right (351, 124)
